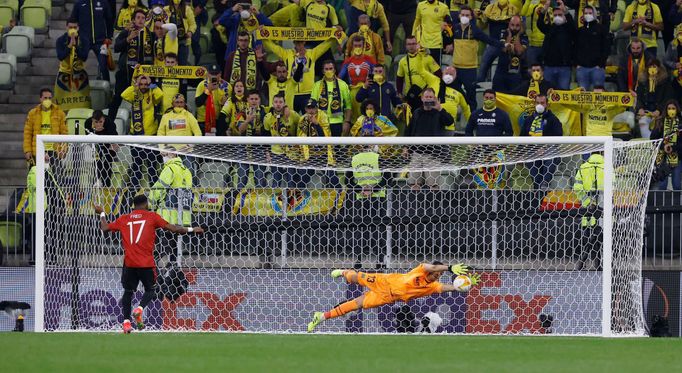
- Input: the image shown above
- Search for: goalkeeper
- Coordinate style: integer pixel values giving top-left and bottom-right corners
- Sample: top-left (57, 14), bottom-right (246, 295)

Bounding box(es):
top-left (307, 262), bottom-right (479, 332)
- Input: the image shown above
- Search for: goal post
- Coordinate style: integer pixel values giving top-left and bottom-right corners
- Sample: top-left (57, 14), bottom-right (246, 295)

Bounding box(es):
top-left (33, 135), bottom-right (659, 336)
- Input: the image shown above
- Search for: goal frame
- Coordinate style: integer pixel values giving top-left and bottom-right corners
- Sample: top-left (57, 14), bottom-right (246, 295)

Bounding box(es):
top-left (33, 135), bottom-right (617, 335)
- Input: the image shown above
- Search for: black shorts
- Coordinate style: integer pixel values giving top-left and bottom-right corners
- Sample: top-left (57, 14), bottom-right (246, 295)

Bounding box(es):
top-left (121, 266), bottom-right (157, 292)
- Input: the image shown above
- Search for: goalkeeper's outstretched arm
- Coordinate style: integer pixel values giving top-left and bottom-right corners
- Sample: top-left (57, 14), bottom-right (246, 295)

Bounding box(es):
top-left (422, 262), bottom-right (470, 275)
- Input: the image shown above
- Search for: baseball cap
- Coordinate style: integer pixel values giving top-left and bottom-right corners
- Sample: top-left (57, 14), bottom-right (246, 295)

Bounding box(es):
top-left (306, 98), bottom-right (318, 108)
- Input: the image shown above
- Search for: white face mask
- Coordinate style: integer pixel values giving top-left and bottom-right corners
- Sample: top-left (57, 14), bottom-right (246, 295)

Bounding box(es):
top-left (584, 14), bottom-right (595, 23)
top-left (443, 74), bottom-right (454, 85)
top-left (460, 16), bottom-right (470, 25)
top-left (535, 104), bottom-right (545, 114)
top-left (152, 6), bottom-right (163, 15)
top-left (240, 10), bottom-right (251, 19)
top-left (553, 16), bottom-right (565, 25)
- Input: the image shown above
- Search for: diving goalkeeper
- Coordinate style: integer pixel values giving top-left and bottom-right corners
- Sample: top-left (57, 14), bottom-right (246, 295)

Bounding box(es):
top-left (307, 262), bottom-right (479, 332)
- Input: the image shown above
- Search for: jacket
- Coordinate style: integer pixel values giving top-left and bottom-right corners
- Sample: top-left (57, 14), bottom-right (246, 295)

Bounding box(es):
top-left (56, 34), bottom-right (90, 73)
top-left (71, 0), bottom-right (114, 43)
top-left (537, 11), bottom-right (575, 66)
top-left (150, 157), bottom-right (193, 226)
top-left (219, 8), bottom-right (272, 57)
top-left (465, 107), bottom-right (513, 136)
top-left (575, 20), bottom-right (610, 68)
top-left (23, 104), bottom-right (67, 155)
top-left (521, 110), bottom-right (563, 136)
top-left (573, 153), bottom-right (604, 226)
top-left (356, 81), bottom-right (402, 119)
top-left (158, 109), bottom-right (203, 137)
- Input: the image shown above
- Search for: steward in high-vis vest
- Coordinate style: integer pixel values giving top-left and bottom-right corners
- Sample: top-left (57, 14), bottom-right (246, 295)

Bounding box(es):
top-left (573, 153), bottom-right (604, 227)
top-left (149, 152), bottom-right (192, 226)
top-left (351, 148), bottom-right (385, 198)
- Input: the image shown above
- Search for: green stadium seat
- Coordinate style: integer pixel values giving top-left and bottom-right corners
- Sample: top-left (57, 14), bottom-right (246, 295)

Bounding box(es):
top-left (20, 0), bottom-right (49, 33)
top-left (0, 52), bottom-right (16, 89)
top-left (66, 108), bottom-right (93, 135)
top-left (0, 221), bottom-right (22, 250)
top-left (89, 79), bottom-right (111, 110)
top-left (0, 0), bottom-right (18, 29)
top-left (2, 25), bottom-right (33, 62)
top-left (199, 29), bottom-right (211, 55)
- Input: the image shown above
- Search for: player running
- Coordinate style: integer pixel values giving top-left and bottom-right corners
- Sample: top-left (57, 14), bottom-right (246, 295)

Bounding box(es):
top-left (94, 195), bottom-right (204, 333)
top-left (307, 262), bottom-right (480, 332)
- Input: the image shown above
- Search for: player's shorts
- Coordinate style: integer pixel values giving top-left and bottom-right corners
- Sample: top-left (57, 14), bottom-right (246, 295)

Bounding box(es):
top-left (121, 266), bottom-right (157, 292)
top-left (357, 272), bottom-right (398, 309)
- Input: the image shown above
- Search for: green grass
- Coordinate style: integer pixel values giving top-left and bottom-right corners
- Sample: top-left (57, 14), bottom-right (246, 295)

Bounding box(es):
top-left (1, 333), bottom-right (681, 372)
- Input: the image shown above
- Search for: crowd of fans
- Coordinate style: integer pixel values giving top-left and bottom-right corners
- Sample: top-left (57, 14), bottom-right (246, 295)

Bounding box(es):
top-left (21, 0), bottom-right (682, 194)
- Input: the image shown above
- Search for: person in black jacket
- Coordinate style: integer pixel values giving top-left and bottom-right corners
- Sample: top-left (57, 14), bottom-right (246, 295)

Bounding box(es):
top-left (563, 0), bottom-right (617, 29)
top-left (465, 89), bottom-right (513, 136)
top-left (85, 110), bottom-right (118, 187)
top-left (521, 94), bottom-right (563, 189)
top-left (71, 0), bottom-right (114, 81)
top-left (575, 6), bottom-right (611, 91)
top-left (404, 87), bottom-right (454, 190)
top-left (108, 10), bottom-right (152, 121)
top-left (536, 0), bottom-right (575, 89)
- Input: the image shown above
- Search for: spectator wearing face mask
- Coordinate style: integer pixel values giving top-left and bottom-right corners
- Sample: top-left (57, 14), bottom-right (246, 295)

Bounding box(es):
top-left (512, 63), bottom-right (556, 97)
top-left (71, 0), bottom-right (114, 81)
top-left (536, 0), bottom-right (575, 90)
top-left (622, 0), bottom-right (663, 58)
top-left (356, 64), bottom-right (401, 122)
top-left (465, 89), bottom-right (513, 136)
top-left (575, 5), bottom-right (611, 91)
top-left (437, 66), bottom-right (471, 132)
top-left (635, 60), bottom-right (675, 137)
top-left (164, 0), bottom-right (197, 65)
top-left (219, 2), bottom-right (273, 58)
top-left (450, 6), bottom-right (503, 110)
top-left (345, 0), bottom-right (392, 54)
top-left (158, 93), bottom-right (203, 137)
top-left (520, 0), bottom-right (546, 66)
top-left (493, 14), bottom-right (528, 93)
top-left (520, 94), bottom-right (562, 189)
top-left (664, 24), bottom-right (682, 98)
top-left (23, 88), bottom-right (67, 164)
top-left (345, 14), bottom-right (386, 65)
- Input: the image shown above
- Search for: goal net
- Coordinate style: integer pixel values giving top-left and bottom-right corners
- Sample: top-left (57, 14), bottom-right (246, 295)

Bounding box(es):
top-left (34, 136), bottom-right (659, 336)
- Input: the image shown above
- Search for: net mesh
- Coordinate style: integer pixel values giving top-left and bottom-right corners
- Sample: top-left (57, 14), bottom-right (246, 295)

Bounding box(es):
top-left (36, 138), bottom-right (658, 335)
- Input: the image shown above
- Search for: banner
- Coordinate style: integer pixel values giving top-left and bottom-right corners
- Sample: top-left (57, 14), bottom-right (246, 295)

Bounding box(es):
top-left (192, 188), bottom-right (227, 213)
top-left (642, 271), bottom-right (681, 336)
top-left (232, 189), bottom-right (345, 216)
top-left (135, 65), bottom-right (207, 80)
top-left (548, 90), bottom-right (634, 107)
top-left (256, 26), bottom-right (346, 43)
top-left (53, 70), bottom-right (91, 111)
top-left (496, 92), bottom-right (583, 136)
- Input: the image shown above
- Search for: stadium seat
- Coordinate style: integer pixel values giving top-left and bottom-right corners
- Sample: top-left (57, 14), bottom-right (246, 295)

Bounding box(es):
top-left (66, 108), bottom-right (93, 135)
top-left (2, 25), bottom-right (33, 62)
top-left (199, 29), bottom-right (211, 55)
top-left (89, 80), bottom-right (111, 110)
top-left (0, 52), bottom-right (16, 89)
top-left (20, 0), bottom-right (49, 33)
top-left (186, 87), bottom-right (196, 115)
top-left (0, 0), bottom-right (18, 29)
top-left (0, 221), bottom-right (22, 251)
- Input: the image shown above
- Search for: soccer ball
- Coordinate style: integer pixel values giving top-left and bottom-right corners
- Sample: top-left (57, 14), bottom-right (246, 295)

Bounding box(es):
top-left (453, 274), bottom-right (472, 292)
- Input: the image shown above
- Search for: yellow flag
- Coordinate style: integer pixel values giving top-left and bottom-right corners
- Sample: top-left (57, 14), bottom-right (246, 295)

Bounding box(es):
top-left (496, 92), bottom-right (583, 136)
top-left (135, 65), bottom-right (208, 80)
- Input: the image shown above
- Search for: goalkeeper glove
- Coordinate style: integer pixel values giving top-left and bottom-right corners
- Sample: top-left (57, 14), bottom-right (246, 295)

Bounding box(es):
top-left (469, 273), bottom-right (481, 287)
top-left (449, 263), bottom-right (469, 275)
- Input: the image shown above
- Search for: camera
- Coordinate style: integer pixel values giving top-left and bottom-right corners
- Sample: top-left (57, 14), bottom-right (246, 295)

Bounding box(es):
top-left (368, 73), bottom-right (374, 81)
top-left (423, 101), bottom-right (436, 108)
top-left (240, 3), bottom-right (251, 10)
top-left (210, 77), bottom-right (219, 84)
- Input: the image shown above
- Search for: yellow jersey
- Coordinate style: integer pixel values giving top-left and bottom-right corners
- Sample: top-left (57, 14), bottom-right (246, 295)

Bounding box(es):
top-left (413, 0), bottom-right (450, 49)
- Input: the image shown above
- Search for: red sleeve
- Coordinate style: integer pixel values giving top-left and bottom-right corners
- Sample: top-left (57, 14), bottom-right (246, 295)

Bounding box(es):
top-left (154, 212), bottom-right (169, 229)
top-left (107, 216), bottom-right (125, 232)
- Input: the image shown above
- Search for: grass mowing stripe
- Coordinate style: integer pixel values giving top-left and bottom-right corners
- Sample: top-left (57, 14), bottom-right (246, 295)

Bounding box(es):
top-left (0, 334), bottom-right (680, 372)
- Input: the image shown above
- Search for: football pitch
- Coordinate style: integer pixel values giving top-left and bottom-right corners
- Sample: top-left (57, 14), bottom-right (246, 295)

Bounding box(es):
top-left (1, 333), bottom-right (681, 372)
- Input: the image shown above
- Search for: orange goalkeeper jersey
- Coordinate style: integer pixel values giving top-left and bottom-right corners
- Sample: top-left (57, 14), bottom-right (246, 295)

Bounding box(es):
top-left (359, 264), bottom-right (444, 303)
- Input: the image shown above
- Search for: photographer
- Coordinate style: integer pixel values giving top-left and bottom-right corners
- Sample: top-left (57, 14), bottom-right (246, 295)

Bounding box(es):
top-left (404, 87), bottom-right (454, 190)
